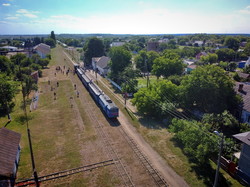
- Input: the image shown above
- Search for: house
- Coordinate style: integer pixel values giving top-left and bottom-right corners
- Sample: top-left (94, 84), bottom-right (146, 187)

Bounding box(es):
top-left (195, 52), bottom-right (207, 60)
top-left (245, 57), bottom-right (250, 67)
top-left (110, 42), bottom-right (125, 47)
top-left (183, 59), bottom-right (196, 66)
top-left (215, 45), bottom-right (228, 50)
top-left (31, 71), bottom-right (39, 83)
top-left (33, 43), bottom-right (50, 58)
top-left (240, 42), bottom-right (247, 47)
top-left (237, 72), bottom-right (250, 82)
top-left (147, 41), bottom-right (159, 52)
top-left (92, 56), bottom-right (110, 76)
top-left (0, 128), bottom-right (21, 187)
top-left (193, 41), bottom-right (203, 47)
top-left (0, 46), bottom-right (18, 52)
top-left (158, 38), bottom-right (169, 43)
top-left (236, 61), bottom-right (247, 68)
top-left (233, 131), bottom-right (250, 184)
top-left (235, 82), bottom-right (250, 124)
top-left (185, 65), bottom-right (197, 74)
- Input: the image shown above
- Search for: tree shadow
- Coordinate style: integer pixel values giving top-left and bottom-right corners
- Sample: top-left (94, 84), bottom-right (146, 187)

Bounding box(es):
top-left (15, 114), bottom-right (33, 125)
top-left (137, 115), bottom-right (170, 130)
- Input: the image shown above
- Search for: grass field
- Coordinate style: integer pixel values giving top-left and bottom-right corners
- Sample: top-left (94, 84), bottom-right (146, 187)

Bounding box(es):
top-left (0, 46), bottom-right (119, 186)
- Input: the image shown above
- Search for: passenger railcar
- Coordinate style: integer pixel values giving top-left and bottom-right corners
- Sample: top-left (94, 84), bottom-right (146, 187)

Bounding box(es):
top-left (75, 65), bottom-right (119, 118)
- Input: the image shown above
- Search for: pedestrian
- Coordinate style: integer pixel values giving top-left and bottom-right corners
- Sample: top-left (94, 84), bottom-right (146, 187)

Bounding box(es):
top-left (74, 84), bottom-right (76, 90)
top-left (54, 92), bottom-right (56, 100)
top-left (48, 80), bottom-right (50, 85)
top-left (57, 82), bottom-right (59, 87)
top-left (54, 72), bottom-right (56, 77)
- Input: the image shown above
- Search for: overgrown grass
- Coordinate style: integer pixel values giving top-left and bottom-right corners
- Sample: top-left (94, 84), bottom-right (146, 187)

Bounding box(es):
top-left (137, 76), bottom-right (163, 88)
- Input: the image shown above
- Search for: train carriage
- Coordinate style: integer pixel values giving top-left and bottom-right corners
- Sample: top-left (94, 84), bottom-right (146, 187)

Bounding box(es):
top-left (88, 82), bottom-right (102, 102)
top-left (75, 66), bottom-right (119, 118)
top-left (99, 94), bottom-right (119, 118)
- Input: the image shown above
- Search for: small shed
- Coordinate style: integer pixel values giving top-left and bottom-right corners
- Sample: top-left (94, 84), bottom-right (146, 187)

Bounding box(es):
top-left (233, 131), bottom-right (250, 184)
top-left (0, 128), bottom-right (21, 187)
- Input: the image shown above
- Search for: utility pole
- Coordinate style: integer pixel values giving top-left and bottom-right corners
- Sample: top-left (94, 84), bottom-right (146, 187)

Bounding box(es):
top-left (213, 131), bottom-right (224, 187)
top-left (19, 57), bottom-right (39, 187)
top-left (124, 92), bottom-right (127, 107)
top-left (144, 56), bottom-right (149, 88)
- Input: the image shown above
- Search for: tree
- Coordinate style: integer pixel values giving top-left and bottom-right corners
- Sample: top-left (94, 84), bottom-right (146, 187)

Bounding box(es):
top-left (244, 42), bottom-right (250, 56)
top-left (84, 37), bottom-right (104, 67)
top-left (224, 36), bottom-right (240, 51)
top-left (0, 74), bottom-right (17, 117)
top-left (21, 75), bottom-right (37, 100)
top-left (152, 52), bottom-right (184, 78)
top-left (33, 37), bottom-right (41, 45)
top-left (109, 46), bottom-right (131, 82)
top-left (200, 53), bottom-right (218, 64)
top-left (215, 48), bottom-right (236, 62)
top-left (50, 31), bottom-right (56, 41)
top-left (180, 65), bottom-right (240, 113)
top-left (169, 118), bottom-right (218, 163)
top-left (121, 65), bottom-right (140, 93)
top-left (0, 56), bottom-right (12, 75)
top-left (44, 38), bottom-right (56, 48)
top-left (132, 80), bottom-right (179, 117)
top-left (202, 110), bottom-right (239, 134)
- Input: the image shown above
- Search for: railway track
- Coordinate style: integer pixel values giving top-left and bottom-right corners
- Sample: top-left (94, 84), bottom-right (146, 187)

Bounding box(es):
top-left (64, 49), bottom-right (168, 186)
top-left (116, 122), bottom-right (168, 187)
top-left (63, 52), bottom-right (135, 186)
top-left (15, 159), bottom-right (115, 186)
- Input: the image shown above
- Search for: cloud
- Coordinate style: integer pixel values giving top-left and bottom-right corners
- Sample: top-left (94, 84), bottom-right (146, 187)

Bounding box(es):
top-left (16, 9), bottom-right (39, 18)
top-left (5, 16), bottom-right (18, 20)
top-left (239, 5), bottom-right (250, 14)
top-left (2, 3), bottom-right (11, 6)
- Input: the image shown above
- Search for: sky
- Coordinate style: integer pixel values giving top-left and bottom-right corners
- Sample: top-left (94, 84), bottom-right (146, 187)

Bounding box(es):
top-left (0, 0), bottom-right (250, 35)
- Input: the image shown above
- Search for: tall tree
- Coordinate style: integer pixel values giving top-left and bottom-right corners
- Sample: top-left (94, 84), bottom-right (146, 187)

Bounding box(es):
top-left (0, 74), bottom-right (17, 118)
top-left (152, 52), bottom-right (184, 78)
top-left (224, 36), bottom-right (240, 51)
top-left (84, 37), bottom-right (104, 66)
top-left (45, 38), bottom-right (56, 48)
top-left (50, 31), bottom-right (56, 41)
top-left (0, 56), bottom-right (13, 75)
top-left (109, 46), bottom-right (131, 82)
top-left (180, 65), bottom-right (240, 113)
top-left (215, 48), bottom-right (236, 62)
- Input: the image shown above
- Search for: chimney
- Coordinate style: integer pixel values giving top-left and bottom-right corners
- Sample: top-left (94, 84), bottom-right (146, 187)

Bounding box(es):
top-left (238, 84), bottom-right (244, 92)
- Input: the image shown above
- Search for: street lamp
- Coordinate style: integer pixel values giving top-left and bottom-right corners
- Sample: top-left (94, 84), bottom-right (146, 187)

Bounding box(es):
top-left (213, 131), bottom-right (224, 187)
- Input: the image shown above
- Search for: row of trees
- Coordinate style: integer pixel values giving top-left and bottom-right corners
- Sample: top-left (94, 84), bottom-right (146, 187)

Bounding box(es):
top-left (132, 65), bottom-right (240, 117)
top-left (0, 53), bottom-right (49, 118)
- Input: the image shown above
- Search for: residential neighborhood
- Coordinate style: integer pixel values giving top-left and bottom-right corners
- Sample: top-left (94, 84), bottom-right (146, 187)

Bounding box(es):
top-left (1, 0), bottom-right (250, 186)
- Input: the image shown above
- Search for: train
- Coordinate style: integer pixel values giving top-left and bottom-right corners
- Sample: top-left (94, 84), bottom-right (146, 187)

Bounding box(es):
top-left (75, 65), bottom-right (119, 118)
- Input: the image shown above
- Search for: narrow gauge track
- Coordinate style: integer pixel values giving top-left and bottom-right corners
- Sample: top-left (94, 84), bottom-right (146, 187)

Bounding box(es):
top-left (15, 160), bottom-right (115, 187)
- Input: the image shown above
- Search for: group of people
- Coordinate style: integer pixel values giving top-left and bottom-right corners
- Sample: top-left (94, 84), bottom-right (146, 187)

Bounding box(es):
top-left (47, 65), bottom-right (80, 102)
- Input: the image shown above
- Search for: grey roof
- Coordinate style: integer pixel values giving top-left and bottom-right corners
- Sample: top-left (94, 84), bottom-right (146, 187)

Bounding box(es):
top-left (0, 128), bottom-right (21, 177)
top-left (95, 56), bottom-right (110, 69)
top-left (235, 82), bottom-right (250, 112)
top-left (238, 72), bottom-right (250, 79)
top-left (33, 43), bottom-right (50, 55)
top-left (233, 131), bottom-right (250, 146)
